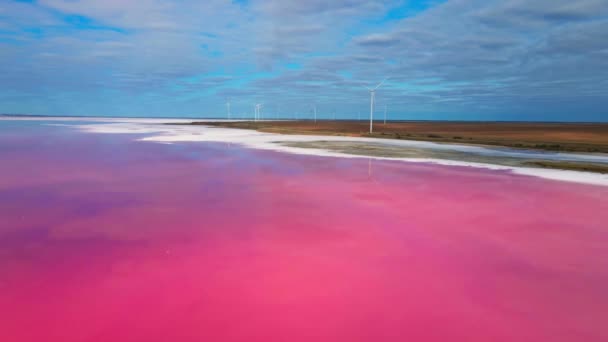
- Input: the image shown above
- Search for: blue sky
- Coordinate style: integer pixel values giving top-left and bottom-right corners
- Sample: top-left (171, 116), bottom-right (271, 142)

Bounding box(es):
top-left (1, 0), bottom-right (607, 121)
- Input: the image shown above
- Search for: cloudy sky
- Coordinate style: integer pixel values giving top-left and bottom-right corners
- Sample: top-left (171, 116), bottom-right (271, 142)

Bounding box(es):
top-left (1, 0), bottom-right (607, 121)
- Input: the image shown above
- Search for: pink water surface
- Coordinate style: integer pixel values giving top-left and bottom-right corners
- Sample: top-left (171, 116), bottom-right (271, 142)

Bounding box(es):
top-left (1, 122), bottom-right (607, 342)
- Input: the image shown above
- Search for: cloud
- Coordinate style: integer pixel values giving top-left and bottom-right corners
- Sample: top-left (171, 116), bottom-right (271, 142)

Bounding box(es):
top-left (354, 33), bottom-right (400, 46)
top-left (473, 0), bottom-right (608, 27)
top-left (0, 0), bottom-right (607, 121)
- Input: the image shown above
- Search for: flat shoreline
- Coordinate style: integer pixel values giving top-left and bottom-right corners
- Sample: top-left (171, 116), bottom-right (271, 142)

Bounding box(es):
top-left (178, 120), bottom-right (608, 174)
top-left (8, 116), bottom-right (604, 180)
top-left (281, 141), bottom-right (608, 174)
top-left (187, 120), bottom-right (608, 154)
top-left (34, 118), bottom-right (604, 184)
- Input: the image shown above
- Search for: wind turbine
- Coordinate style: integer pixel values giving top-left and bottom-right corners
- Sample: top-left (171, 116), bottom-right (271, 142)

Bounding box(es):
top-left (364, 78), bottom-right (388, 134)
top-left (226, 98), bottom-right (231, 120)
top-left (384, 104), bottom-right (387, 125)
top-left (255, 103), bottom-right (263, 121)
top-left (312, 104), bottom-right (317, 123)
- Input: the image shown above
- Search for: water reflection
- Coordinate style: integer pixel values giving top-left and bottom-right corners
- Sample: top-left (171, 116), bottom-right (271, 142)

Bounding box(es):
top-left (1, 121), bottom-right (608, 342)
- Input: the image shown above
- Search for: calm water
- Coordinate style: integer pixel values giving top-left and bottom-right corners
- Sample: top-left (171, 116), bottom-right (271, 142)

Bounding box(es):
top-left (1, 120), bottom-right (607, 341)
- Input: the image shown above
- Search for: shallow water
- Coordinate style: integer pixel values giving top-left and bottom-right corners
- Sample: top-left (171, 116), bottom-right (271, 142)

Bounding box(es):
top-left (1, 120), bottom-right (607, 341)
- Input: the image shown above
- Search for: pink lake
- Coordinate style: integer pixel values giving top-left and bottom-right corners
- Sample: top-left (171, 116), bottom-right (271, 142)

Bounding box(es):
top-left (1, 120), bottom-right (607, 342)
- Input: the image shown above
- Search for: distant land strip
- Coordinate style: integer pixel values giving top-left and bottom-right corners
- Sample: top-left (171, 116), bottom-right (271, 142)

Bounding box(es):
top-left (184, 120), bottom-right (608, 154)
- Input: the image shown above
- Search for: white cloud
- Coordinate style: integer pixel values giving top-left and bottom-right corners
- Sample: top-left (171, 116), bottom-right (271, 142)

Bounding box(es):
top-left (0, 0), bottom-right (607, 120)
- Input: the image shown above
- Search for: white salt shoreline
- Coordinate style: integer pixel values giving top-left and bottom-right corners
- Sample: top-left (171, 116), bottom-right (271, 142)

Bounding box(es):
top-left (4, 117), bottom-right (608, 187)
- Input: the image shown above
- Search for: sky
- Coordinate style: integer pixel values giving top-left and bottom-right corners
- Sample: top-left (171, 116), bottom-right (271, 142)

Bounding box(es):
top-left (1, 0), bottom-right (607, 121)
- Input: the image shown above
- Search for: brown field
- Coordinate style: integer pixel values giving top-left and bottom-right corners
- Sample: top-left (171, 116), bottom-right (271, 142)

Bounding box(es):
top-left (188, 120), bottom-right (608, 153)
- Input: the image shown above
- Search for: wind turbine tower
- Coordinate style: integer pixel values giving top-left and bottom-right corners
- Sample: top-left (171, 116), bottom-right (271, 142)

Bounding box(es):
top-left (384, 104), bottom-right (387, 125)
top-left (364, 78), bottom-right (388, 134)
top-left (254, 103), bottom-right (263, 121)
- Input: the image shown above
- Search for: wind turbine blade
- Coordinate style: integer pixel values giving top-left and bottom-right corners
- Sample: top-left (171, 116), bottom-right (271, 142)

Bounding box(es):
top-left (373, 77), bottom-right (390, 90)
